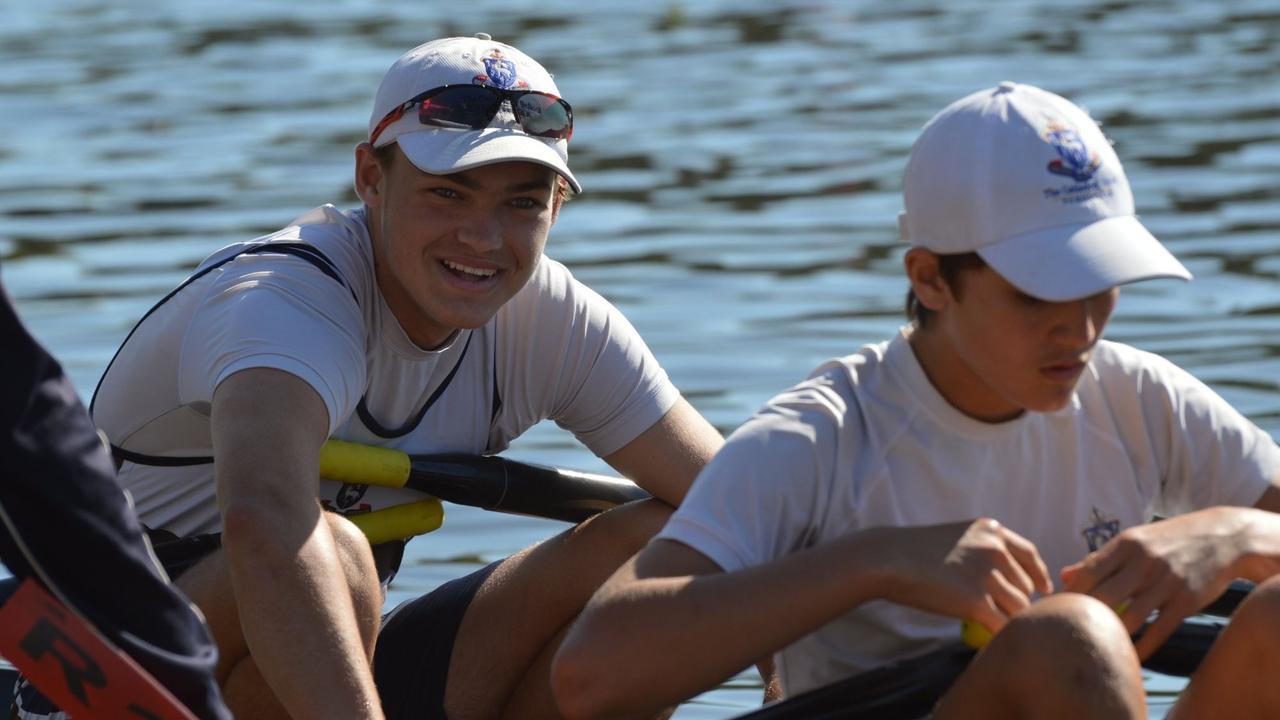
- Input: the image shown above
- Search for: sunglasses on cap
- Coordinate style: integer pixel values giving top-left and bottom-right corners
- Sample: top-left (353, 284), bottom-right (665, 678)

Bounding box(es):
top-left (370, 84), bottom-right (574, 146)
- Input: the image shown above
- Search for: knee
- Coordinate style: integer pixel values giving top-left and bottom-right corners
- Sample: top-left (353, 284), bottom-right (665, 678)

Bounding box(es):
top-left (1226, 576), bottom-right (1280, 644)
top-left (576, 498), bottom-right (673, 554)
top-left (992, 593), bottom-right (1138, 675)
top-left (325, 513), bottom-right (383, 646)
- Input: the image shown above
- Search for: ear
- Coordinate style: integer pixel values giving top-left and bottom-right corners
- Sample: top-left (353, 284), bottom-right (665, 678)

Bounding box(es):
top-left (549, 176), bottom-right (568, 224)
top-left (354, 143), bottom-right (386, 208)
top-left (904, 247), bottom-right (952, 312)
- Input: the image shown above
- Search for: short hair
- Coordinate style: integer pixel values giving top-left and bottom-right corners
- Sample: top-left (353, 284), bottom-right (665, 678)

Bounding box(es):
top-left (371, 143), bottom-right (574, 206)
top-left (905, 251), bottom-right (988, 328)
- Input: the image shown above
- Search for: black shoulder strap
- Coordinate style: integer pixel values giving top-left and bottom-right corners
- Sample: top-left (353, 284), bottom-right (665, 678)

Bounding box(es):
top-left (355, 331), bottom-right (475, 438)
top-left (96, 242), bottom-right (351, 468)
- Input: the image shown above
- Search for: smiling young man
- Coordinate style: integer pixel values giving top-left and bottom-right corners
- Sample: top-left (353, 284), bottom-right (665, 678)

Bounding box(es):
top-left (68, 35), bottom-right (723, 720)
top-left (552, 83), bottom-right (1280, 719)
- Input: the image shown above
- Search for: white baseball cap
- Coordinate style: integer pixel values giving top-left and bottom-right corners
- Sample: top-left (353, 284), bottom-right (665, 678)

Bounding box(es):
top-left (898, 81), bottom-right (1189, 301)
top-left (369, 33), bottom-right (581, 193)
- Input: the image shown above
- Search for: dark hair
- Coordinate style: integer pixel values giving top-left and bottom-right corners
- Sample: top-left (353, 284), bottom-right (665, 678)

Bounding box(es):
top-left (905, 251), bottom-right (988, 328)
top-left (371, 143), bottom-right (574, 205)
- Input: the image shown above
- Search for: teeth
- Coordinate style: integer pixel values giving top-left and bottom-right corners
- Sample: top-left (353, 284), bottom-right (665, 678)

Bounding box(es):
top-left (443, 260), bottom-right (496, 278)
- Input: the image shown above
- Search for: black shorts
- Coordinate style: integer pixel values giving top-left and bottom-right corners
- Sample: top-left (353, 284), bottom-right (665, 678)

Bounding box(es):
top-left (145, 528), bottom-right (223, 580)
top-left (372, 561), bottom-right (501, 720)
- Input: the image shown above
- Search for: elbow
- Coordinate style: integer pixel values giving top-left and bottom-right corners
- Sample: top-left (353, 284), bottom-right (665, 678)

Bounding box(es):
top-left (551, 629), bottom-right (625, 720)
top-left (221, 498), bottom-right (310, 560)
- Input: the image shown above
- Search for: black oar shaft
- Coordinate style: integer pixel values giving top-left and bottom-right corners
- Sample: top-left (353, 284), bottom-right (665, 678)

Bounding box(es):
top-left (404, 454), bottom-right (651, 523)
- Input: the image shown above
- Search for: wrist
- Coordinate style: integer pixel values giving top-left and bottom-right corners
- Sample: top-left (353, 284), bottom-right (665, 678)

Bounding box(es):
top-left (1235, 508), bottom-right (1280, 582)
top-left (845, 526), bottom-right (901, 601)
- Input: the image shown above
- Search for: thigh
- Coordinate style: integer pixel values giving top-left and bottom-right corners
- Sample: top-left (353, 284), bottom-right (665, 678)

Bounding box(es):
top-left (446, 498), bottom-right (673, 719)
top-left (1167, 577), bottom-right (1280, 720)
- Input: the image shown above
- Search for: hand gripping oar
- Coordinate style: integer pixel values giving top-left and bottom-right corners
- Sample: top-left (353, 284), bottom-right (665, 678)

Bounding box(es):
top-left (318, 439), bottom-right (651, 538)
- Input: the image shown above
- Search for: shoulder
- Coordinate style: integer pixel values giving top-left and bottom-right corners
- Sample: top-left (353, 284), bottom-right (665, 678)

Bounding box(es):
top-left (510, 255), bottom-right (595, 306)
top-left (285, 205), bottom-right (376, 293)
top-left (1088, 339), bottom-right (1198, 393)
top-left (496, 255), bottom-right (627, 337)
top-left (737, 341), bottom-right (894, 451)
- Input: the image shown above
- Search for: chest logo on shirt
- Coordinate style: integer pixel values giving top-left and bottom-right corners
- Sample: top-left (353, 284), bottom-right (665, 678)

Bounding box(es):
top-left (1080, 506), bottom-right (1121, 552)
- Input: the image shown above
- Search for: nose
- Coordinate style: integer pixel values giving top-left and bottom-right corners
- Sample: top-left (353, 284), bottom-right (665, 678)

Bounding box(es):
top-left (455, 211), bottom-right (503, 252)
top-left (1054, 299), bottom-right (1095, 346)
top-left (1052, 290), bottom-right (1116, 348)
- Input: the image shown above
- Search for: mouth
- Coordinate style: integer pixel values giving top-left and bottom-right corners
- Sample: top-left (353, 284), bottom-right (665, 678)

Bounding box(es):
top-left (440, 259), bottom-right (499, 286)
top-left (1039, 358), bottom-right (1087, 384)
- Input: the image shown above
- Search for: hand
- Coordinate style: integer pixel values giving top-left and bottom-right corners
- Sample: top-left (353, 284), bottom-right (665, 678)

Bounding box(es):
top-left (876, 519), bottom-right (1053, 635)
top-left (1060, 507), bottom-right (1253, 660)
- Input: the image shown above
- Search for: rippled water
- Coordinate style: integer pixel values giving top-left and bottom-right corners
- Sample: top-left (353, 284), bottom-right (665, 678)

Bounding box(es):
top-left (3, 1), bottom-right (1279, 717)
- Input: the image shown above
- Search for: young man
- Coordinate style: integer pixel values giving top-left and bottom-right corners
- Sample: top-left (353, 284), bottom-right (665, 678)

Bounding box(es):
top-left (552, 82), bottom-right (1280, 719)
top-left (77, 35), bottom-right (722, 720)
top-left (0, 275), bottom-right (230, 720)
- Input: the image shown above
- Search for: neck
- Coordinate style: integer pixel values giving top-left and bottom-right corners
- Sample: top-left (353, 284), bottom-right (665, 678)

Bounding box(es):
top-left (906, 324), bottom-right (1024, 423)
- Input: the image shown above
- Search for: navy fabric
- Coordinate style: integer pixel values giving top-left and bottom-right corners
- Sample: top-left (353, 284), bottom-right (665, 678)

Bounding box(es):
top-left (373, 561), bottom-right (501, 720)
top-left (0, 272), bottom-right (231, 720)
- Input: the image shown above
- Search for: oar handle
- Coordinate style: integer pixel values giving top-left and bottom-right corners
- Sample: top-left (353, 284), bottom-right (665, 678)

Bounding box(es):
top-left (318, 439), bottom-right (651, 524)
top-left (318, 440), bottom-right (410, 487)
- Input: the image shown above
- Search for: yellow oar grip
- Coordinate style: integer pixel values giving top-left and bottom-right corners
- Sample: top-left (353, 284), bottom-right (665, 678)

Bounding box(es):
top-left (961, 599), bottom-right (1133, 649)
top-left (343, 500), bottom-right (445, 545)
top-left (319, 439), bottom-right (411, 488)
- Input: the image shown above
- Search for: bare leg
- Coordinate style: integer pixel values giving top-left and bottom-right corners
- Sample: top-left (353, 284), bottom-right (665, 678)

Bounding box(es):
top-left (1168, 575), bottom-right (1280, 719)
top-left (178, 513), bottom-right (382, 719)
top-left (444, 498), bottom-right (673, 719)
top-left (935, 593), bottom-right (1146, 720)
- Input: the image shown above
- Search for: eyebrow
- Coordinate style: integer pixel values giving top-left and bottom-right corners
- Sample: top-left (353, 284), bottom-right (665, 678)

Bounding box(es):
top-left (437, 168), bottom-right (556, 194)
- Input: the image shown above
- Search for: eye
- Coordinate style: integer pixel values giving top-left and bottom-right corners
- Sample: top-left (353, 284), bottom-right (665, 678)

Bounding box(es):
top-left (1015, 290), bottom-right (1047, 307)
top-left (430, 187), bottom-right (460, 199)
top-left (510, 197), bottom-right (539, 210)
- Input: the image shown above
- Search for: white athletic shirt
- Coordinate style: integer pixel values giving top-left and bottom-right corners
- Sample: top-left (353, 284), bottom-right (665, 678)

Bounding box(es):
top-left (657, 329), bottom-right (1280, 696)
top-left (93, 205), bottom-right (679, 537)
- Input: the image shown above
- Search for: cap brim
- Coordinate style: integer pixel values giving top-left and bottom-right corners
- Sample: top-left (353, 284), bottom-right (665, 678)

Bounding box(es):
top-left (977, 215), bottom-right (1192, 301)
top-left (396, 128), bottom-right (581, 193)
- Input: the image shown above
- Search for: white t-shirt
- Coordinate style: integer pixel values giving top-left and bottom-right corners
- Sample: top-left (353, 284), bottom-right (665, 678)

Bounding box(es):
top-left (657, 329), bottom-right (1279, 696)
top-left (94, 205), bottom-right (680, 537)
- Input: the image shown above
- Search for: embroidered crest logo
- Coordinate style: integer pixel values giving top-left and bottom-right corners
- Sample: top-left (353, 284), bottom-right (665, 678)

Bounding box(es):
top-left (1044, 122), bottom-right (1101, 182)
top-left (474, 49), bottom-right (530, 89)
top-left (1080, 506), bottom-right (1121, 552)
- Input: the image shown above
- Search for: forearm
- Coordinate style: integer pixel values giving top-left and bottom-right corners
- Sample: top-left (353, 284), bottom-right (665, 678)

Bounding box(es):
top-left (604, 397), bottom-right (724, 506)
top-left (212, 368), bottom-right (383, 719)
top-left (553, 532), bottom-right (886, 719)
top-left (222, 502), bottom-right (382, 719)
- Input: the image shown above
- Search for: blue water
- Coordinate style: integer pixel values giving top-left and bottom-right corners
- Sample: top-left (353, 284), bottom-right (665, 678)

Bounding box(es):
top-left (3, 2), bottom-right (1279, 717)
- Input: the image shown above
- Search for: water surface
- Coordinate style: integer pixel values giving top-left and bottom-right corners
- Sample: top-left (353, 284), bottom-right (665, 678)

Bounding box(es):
top-left (3, 2), bottom-right (1279, 716)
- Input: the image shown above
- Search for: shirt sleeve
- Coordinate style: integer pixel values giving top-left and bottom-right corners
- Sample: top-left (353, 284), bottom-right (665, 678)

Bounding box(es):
top-left (177, 253), bottom-right (366, 435)
top-left (1136, 351), bottom-right (1280, 516)
top-left (657, 374), bottom-right (848, 572)
top-left (496, 259), bottom-right (680, 457)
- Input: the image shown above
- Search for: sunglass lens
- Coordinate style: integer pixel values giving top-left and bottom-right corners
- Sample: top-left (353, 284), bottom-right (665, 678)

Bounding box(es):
top-left (513, 93), bottom-right (573, 140)
top-left (419, 86), bottom-right (501, 129)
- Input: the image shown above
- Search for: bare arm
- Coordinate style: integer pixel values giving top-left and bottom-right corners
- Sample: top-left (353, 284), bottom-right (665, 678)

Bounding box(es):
top-left (552, 519), bottom-right (1050, 719)
top-left (212, 368), bottom-right (383, 719)
top-left (602, 396), bottom-right (723, 506)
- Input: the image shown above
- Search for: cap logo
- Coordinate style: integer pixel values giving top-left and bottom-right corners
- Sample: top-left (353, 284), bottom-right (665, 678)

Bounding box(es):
top-left (1043, 122), bottom-right (1100, 182)
top-left (474, 49), bottom-right (530, 90)
top-left (1040, 119), bottom-right (1118, 205)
